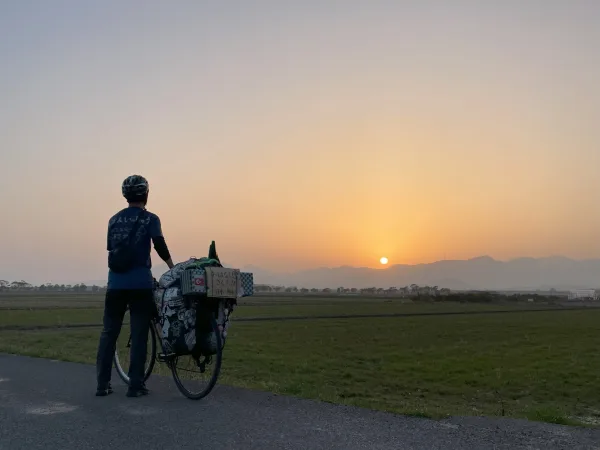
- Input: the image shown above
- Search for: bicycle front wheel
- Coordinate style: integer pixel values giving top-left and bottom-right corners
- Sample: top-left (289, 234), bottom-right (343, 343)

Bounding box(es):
top-left (170, 314), bottom-right (222, 400)
top-left (114, 311), bottom-right (157, 385)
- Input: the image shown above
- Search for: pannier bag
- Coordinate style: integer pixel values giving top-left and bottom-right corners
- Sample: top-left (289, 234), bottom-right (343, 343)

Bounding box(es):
top-left (154, 255), bottom-right (253, 357)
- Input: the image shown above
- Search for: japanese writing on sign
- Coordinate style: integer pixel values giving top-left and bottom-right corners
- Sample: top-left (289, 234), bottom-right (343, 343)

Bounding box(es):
top-left (205, 267), bottom-right (240, 298)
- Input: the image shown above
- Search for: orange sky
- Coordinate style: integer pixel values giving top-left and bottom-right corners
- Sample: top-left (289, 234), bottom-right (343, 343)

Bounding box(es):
top-left (1, 2), bottom-right (599, 283)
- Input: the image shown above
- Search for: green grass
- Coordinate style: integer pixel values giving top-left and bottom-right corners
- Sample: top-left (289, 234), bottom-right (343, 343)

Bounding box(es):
top-left (525, 407), bottom-right (583, 426)
top-left (1, 309), bottom-right (598, 426)
top-left (232, 301), bottom-right (555, 318)
top-left (0, 292), bottom-right (563, 328)
top-left (0, 301), bottom-right (558, 328)
top-left (0, 308), bottom-right (104, 327)
top-left (0, 292), bottom-right (105, 310)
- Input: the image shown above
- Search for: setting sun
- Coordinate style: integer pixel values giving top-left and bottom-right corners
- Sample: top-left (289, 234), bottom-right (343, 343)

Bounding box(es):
top-left (380, 257), bottom-right (389, 265)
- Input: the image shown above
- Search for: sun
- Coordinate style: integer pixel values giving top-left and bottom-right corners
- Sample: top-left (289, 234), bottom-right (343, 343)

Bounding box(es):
top-left (380, 257), bottom-right (389, 265)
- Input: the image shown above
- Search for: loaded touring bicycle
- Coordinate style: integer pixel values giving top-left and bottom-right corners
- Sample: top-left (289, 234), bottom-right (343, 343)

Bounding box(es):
top-left (114, 251), bottom-right (254, 400)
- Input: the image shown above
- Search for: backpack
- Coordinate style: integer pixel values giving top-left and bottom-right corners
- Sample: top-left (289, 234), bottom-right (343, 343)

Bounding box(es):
top-left (108, 210), bottom-right (146, 273)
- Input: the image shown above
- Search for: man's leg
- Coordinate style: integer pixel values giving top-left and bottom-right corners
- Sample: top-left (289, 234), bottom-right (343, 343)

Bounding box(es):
top-left (95, 290), bottom-right (127, 395)
top-left (127, 289), bottom-right (154, 395)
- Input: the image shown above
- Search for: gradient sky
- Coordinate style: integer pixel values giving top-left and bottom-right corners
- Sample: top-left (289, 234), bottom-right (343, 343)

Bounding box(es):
top-left (1, 1), bottom-right (599, 284)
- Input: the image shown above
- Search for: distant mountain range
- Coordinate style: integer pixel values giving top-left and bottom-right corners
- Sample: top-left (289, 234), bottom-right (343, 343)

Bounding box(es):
top-left (242, 256), bottom-right (600, 291)
top-left (79, 256), bottom-right (600, 291)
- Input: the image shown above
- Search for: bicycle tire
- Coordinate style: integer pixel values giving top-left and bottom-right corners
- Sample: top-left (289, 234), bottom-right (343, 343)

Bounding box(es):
top-left (114, 321), bottom-right (157, 385)
top-left (170, 314), bottom-right (222, 400)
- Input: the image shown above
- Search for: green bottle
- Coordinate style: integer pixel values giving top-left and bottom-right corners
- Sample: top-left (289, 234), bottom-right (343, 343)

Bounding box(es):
top-left (208, 240), bottom-right (219, 263)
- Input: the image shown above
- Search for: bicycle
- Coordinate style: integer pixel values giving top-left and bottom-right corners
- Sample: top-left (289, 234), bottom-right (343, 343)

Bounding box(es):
top-left (113, 291), bottom-right (235, 400)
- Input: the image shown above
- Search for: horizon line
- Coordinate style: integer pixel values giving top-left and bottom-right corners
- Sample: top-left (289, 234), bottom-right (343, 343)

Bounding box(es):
top-left (242, 254), bottom-right (598, 274)
top-left (3, 254), bottom-right (597, 286)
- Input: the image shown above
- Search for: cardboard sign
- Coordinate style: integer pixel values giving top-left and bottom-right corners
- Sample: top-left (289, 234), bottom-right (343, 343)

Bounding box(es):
top-left (205, 267), bottom-right (240, 298)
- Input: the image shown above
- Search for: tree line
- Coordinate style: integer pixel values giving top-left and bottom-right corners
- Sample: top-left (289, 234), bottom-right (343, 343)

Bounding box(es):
top-left (0, 280), bottom-right (106, 292)
top-left (253, 284), bottom-right (568, 303)
top-left (254, 284), bottom-right (452, 298)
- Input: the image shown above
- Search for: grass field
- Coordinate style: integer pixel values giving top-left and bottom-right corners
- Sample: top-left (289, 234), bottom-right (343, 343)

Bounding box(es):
top-left (0, 302), bottom-right (561, 328)
top-left (0, 292), bottom-right (105, 310)
top-left (0, 292), bottom-right (599, 426)
top-left (0, 292), bottom-right (566, 328)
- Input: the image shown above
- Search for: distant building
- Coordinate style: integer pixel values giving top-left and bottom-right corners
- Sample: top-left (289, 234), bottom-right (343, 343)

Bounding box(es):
top-left (568, 289), bottom-right (598, 300)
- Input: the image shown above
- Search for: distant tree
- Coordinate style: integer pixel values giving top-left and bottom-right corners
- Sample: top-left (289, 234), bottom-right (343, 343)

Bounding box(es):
top-left (409, 284), bottom-right (419, 298)
top-left (254, 284), bottom-right (267, 292)
top-left (417, 286), bottom-right (430, 298)
top-left (310, 288), bottom-right (319, 293)
top-left (92, 285), bottom-right (99, 293)
top-left (10, 280), bottom-right (32, 290)
top-left (300, 288), bottom-right (309, 293)
top-left (0, 280), bottom-right (9, 291)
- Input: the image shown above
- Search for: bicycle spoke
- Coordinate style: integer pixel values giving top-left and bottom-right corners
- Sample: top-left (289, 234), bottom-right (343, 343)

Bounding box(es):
top-left (170, 314), bottom-right (222, 400)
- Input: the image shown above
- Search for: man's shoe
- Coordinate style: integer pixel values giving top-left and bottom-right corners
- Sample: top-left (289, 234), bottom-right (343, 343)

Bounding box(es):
top-left (126, 385), bottom-right (149, 398)
top-left (95, 383), bottom-right (113, 397)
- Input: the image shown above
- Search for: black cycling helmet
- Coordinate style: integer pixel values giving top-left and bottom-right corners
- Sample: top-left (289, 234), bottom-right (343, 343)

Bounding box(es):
top-left (122, 175), bottom-right (149, 202)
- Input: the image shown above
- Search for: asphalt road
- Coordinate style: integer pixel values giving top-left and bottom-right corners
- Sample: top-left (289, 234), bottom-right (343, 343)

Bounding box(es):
top-left (0, 354), bottom-right (598, 450)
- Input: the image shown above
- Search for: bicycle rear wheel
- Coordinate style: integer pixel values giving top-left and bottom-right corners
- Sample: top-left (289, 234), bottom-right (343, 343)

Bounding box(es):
top-left (170, 314), bottom-right (222, 400)
top-left (114, 309), bottom-right (157, 385)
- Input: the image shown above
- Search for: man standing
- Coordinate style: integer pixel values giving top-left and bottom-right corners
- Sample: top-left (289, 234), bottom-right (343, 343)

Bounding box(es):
top-left (96, 175), bottom-right (174, 397)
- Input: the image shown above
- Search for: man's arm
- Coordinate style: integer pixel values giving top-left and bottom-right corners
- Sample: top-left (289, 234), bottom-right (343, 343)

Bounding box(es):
top-left (153, 236), bottom-right (174, 269)
top-left (150, 215), bottom-right (174, 269)
top-left (107, 221), bottom-right (112, 251)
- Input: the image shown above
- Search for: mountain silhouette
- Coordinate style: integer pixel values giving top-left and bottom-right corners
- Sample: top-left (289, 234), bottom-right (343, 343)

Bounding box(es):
top-left (245, 256), bottom-right (600, 290)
